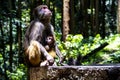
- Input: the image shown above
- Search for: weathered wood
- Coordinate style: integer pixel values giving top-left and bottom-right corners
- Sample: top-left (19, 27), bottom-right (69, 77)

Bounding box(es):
top-left (29, 66), bottom-right (120, 80)
top-left (29, 67), bottom-right (48, 80)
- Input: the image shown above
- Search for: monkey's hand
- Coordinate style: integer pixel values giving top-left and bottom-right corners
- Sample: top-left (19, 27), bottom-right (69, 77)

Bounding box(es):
top-left (59, 56), bottom-right (68, 66)
top-left (45, 45), bottom-right (50, 51)
top-left (39, 43), bottom-right (54, 66)
top-left (46, 54), bottom-right (54, 66)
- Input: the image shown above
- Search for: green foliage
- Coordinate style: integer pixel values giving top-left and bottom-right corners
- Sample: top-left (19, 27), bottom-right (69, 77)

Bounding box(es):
top-left (7, 64), bottom-right (27, 80)
top-left (56, 34), bottom-right (120, 65)
top-left (0, 54), bottom-right (3, 63)
top-left (21, 9), bottom-right (30, 23)
top-left (0, 1), bottom-right (30, 79)
top-left (0, 51), bottom-right (27, 80)
top-left (54, 6), bottom-right (62, 32)
top-left (99, 34), bottom-right (120, 64)
top-left (58, 34), bottom-right (103, 57)
top-left (58, 34), bottom-right (83, 57)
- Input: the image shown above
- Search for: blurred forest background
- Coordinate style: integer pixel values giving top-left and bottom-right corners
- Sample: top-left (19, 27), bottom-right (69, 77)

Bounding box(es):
top-left (0, 0), bottom-right (120, 79)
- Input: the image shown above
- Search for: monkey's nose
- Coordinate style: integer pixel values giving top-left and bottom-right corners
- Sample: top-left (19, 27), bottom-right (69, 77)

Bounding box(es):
top-left (47, 12), bottom-right (52, 16)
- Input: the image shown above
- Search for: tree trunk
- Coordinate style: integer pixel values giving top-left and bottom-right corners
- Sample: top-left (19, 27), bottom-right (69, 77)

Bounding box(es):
top-left (80, 0), bottom-right (89, 37)
top-left (62, 0), bottom-right (70, 41)
top-left (8, 0), bottom-right (13, 72)
top-left (90, 0), bottom-right (95, 36)
top-left (117, 0), bottom-right (120, 33)
top-left (91, 0), bottom-right (99, 36)
top-left (69, 0), bottom-right (75, 34)
top-left (101, 0), bottom-right (106, 38)
top-left (17, 0), bottom-right (23, 64)
top-left (0, 22), bottom-right (7, 79)
top-left (9, 15), bottom-right (13, 72)
top-left (95, 0), bottom-right (99, 35)
top-left (50, 0), bottom-right (55, 27)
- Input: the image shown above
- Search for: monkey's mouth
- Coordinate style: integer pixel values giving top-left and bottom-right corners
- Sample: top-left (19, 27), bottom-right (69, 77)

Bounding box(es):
top-left (44, 12), bottom-right (52, 18)
top-left (39, 13), bottom-right (52, 20)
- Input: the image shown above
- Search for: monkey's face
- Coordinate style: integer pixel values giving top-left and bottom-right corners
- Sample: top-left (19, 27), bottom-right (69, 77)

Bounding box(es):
top-left (34, 5), bottom-right (52, 20)
top-left (46, 36), bottom-right (54, 45)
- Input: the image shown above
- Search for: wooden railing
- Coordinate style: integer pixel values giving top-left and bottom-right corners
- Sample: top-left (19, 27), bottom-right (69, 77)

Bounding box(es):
top-left (29, 65), bottom-right (120, 80)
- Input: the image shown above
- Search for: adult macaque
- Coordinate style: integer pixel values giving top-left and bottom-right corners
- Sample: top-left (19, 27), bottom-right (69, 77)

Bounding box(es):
top-left (23, 5), bottom-right (63, 66)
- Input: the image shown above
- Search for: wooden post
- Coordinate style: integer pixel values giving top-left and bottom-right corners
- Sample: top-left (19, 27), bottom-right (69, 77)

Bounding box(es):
top-left (29, 67), bottom-right (48, 80)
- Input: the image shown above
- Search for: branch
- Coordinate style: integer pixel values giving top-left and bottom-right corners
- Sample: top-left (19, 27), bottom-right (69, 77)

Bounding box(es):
top-left (82, 42), bottom-right (109, 61)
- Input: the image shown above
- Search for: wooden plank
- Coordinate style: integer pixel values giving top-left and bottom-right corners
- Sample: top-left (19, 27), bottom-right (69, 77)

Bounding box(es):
top-left (29, 65), bottom-right (120, 80)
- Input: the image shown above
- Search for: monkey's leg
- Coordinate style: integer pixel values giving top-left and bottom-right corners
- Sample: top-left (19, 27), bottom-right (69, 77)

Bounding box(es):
top-left (27, 41), bottom-right (41, 66)
top-left (40, 50), bottom-right (56, 66)
top-left (31, 40), bottom-right (54, 66)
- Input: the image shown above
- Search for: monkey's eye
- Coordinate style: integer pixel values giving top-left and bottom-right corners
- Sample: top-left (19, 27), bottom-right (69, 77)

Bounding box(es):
top-left (42, 7), bottom-right (47, 9)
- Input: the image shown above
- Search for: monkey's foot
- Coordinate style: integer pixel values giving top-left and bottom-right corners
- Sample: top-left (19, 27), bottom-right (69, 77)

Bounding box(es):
top-left (46, 55), bottom-right (54, 65)
top-left (40, 60), bottom-right (49, 66)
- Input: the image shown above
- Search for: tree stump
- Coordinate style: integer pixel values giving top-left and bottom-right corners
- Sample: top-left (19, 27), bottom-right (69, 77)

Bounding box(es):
top-left (29, 66), bottom-right (120, 80)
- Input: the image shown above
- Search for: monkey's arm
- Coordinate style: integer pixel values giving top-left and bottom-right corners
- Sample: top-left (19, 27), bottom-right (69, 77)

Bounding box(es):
top-left (28, 22), bottom-right (44, 40)
top-left (39, 43), bottom-right (54, 63)
top-left (55, 44), bottom-right (63, 63)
